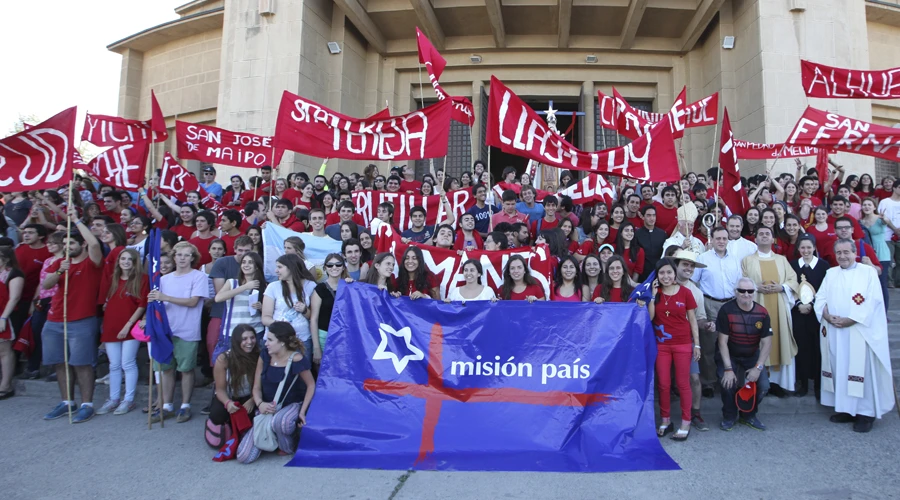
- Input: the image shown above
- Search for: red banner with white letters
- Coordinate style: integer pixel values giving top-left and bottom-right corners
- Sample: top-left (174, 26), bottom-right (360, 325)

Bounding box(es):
top-left (416, 27), bottom-right (475, 126)
top-left (351, 188), bottom-right (475, 232)
top-left (87, 141), bottom-right (150, 190)
top-left (785, 106), bottom-right (900, 163)
top-left (610, 87), bottom-right (718, 140)
top-left (801, 59), bottom-right (900, 99)
top-left (274, 91), bottom-right (451, 161)
top-left (82, 113), bottom-right (161, 147)
top-left (0, 107), bottom-right (76, 191)
top-left (733, 140), bottom-right (826, 160)
top-left (158, 151), bottom-right (200, 201)
top-left (487, 77), bottom-right (679, 181)
top-left (176, 121), bottom-right (283, 169)
top-left (557, 173), bottom-right (616, 206)
top-left (371, 219), bottom-right (554, 299)
top-left (717, 109), bottom-right (751, 216)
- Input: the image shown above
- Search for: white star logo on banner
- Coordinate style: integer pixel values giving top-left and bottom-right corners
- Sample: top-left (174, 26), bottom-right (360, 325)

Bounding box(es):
top-left (372, 323), bottom-right (424, 374)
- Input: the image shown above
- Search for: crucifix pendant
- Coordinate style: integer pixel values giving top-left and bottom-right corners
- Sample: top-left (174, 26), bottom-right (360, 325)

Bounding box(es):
top-left (665, 311), bottom-right (670, 317)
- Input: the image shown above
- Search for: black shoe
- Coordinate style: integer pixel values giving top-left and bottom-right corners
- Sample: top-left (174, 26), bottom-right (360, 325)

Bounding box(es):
top-left (701, 387), bottom-right (715, 399)
top-left (768, 384), bottom-right (788, 398)
top-left (0, 390), bottom-right (15, 400)
top-left (200, 405), bottom-right (211, 415)
top-left (44, 373), bottom-right (57, 383)
top-left (17, 370), bottom-right (40, 380)
top-left (830, 412), bottom-right (856, 423)
top-left (793, 381), bottom-right (808, 398)
top-left (853, 416), bottom-right (874, 433)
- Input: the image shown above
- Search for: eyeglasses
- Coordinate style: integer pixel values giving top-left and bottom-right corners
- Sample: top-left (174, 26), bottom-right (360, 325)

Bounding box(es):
top-left (324, 262), bottom-right (344, 268)
top-left (736, 289), bottom-right (755, 295)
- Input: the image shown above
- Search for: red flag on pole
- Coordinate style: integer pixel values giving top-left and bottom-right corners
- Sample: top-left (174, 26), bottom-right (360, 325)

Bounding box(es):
top-left (415, 27), bottom-right (474, 126)
top-left (151, 90), bottom-right (168, 143)
top-left (0, 107), bottom-right (77, 191)
top-left (87, 141), bottom-right (150, 190)
top-left (717, 108), bottom-right (751, 216)
top-left (814, 147), bottom-right (829, 185)
top-left (416, 27), bottom-right (446, 80)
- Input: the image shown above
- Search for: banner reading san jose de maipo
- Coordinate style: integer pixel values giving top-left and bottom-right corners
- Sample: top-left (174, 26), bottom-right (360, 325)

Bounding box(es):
top-left (289, 283), bottom-right (678, 473)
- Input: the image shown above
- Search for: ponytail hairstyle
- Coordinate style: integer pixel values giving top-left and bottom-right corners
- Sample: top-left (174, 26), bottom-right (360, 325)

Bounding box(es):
top-left (268, 321), bottom-right (305, 355)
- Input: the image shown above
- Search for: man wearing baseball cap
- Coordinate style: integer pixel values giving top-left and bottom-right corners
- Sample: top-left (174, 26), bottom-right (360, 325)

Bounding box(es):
top-left (200, 166), bottom-right (223, 201)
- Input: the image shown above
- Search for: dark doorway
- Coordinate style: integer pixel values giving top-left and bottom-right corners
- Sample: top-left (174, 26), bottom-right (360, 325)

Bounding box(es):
top-left (488, 99), bottom-right (579, 183)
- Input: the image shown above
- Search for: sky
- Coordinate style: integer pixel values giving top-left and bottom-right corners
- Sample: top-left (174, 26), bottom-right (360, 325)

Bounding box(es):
top-left (0, 0), bottom-right (185, 136)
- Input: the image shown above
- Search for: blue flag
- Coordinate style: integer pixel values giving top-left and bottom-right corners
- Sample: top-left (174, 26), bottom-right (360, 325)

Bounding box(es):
top-left (288, 283), bottom-right (678, 473)
top-left (629, 270), bottom-right (656, 303)
top-left (146, 229), bottom-right (174, 364)
top-left (262, 223), bottom-right (343, 282)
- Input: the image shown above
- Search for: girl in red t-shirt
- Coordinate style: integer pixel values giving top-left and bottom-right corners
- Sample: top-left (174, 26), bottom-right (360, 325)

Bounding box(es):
top-left (551, 256), bottom-right (583, 302)
top-left (500, 255), bottom-right (545, 302)
top-left (558, 219), bottom-right (579, 255)
top-left (581, 254), bottom-right (603, 300)
top-left (98, 248), bottom-right (149, 415)
top-left (615, 222), bottom-right (644, 281)
top-left (592, 255), bottom-right (634, 304)
top-left (395, 246), bottom-right (437, 300)
top-left (648, 258), bottom-right (699, 441)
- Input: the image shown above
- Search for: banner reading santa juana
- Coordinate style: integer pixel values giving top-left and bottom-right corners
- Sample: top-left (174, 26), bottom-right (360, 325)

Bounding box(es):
top-left (273, 91), bottom-right (452, 161)
top-left (288, 282), bottom-right (678, 473)
top-left (487, 77), bottom-right (680, 182)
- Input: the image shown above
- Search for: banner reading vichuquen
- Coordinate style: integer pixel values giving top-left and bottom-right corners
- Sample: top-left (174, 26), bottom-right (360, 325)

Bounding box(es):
top-left (487, 77), bottom-right (680, 181)
top-left (87, 141), bottom-right (150, 190)
top-left (733, 140), bottom-right (826, 160)
top-left (288, 282), bottom-right (677, 473)
top-left (274, 91), bottom-right (452, 161)
top-left (176, 121), bottom-right (283, 169)
top-left (785, 106), bottom-right (900, 163)
top-left (801, 59), bottom-right (900, 99)
top-left (0, 107), bottom-right (76, 191)
top-left (82, 114), bottom-right (164, 147)
top-left (352, 188), bottom-right (475, 232)
top-left (416, 27), bottom-right (475, 126)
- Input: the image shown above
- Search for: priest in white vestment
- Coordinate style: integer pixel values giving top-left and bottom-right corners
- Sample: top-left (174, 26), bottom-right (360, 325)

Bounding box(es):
top-left (814, 238), bottom-right (894, 433)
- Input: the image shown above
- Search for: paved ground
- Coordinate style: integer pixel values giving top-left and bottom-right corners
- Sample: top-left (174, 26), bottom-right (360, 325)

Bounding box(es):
top-left (3, 291), bottom-right (900, 500)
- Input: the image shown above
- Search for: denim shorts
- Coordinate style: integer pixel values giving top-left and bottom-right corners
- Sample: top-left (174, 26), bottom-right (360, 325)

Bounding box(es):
top-left (42, 317), bottom-right (99, 367)
top-left (690, 359), bottom-right (700, 375)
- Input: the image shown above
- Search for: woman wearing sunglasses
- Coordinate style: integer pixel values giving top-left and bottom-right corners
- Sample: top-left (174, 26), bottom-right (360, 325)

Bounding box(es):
top-left (309, 254), bottom-right (352, 365)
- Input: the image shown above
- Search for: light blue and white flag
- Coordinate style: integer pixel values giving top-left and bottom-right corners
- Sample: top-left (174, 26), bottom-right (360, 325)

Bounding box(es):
top-left (263, 223), bottom-right (343, 282)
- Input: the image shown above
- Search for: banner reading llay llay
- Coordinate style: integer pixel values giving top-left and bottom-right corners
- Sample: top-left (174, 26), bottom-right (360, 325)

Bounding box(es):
top-left (785, 106), bottom-right (900, 163)
top-left (487, 77), bottom-right (680, 181)
top-left (288, 282), bottom-right (678, 473)
top-left (176, 121), bottom-right (283, 169)
top-left (0, 107), bottom-right (77, 191)
top-left (273, 90), bottom-right (452, 161)
top-left (801, 59), bottom-right (900, 99)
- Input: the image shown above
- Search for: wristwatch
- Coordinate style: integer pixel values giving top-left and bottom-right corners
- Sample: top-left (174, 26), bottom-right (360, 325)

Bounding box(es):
top-left (755, 364), bottom-right (764, 371)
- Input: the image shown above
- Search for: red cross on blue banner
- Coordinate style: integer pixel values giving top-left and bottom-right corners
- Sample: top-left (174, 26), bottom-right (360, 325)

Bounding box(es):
top-left (288, 283), bottom-right (678, 473)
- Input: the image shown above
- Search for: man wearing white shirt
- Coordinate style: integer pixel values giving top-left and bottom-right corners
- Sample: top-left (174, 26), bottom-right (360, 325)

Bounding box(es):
top-left (877, 182), bottom-right (900, 287)
top-left (693, 227), bottom-right (743, 397)
top-left (725, 215), bottom-right (758, 261)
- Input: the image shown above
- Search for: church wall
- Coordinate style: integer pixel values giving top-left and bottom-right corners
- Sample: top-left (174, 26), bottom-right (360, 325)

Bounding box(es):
top-left (867, 21), bottom-right (900, 125)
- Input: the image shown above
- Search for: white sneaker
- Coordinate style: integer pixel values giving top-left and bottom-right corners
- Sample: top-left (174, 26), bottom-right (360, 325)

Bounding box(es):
top-left (95, 374), bottom-right (110, 385)
top-left (113, 400), bottom-right (136, 415)
top-left (96, 399), bottom-right (120, 415)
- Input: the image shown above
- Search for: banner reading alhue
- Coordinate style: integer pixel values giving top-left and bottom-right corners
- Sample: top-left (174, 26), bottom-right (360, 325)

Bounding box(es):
top-left (801, 59), bottom-right (900, 99)
top-left (487, 77), bottom-right (680, 182)
top-left (273, 90), bottom-right (452, 161)
top-left (288, 283), bottom-right (678, 473)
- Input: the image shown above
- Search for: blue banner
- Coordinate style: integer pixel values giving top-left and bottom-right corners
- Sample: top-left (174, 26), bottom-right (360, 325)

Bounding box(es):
top-left (288, 283), bottom-right (678, 473)
top-left (146, 229), bottom-right (174, 364)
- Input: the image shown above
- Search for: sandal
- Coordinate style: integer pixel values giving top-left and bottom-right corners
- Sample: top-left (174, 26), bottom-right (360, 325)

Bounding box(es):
top-left (657, 422), bottom-right (673, 437)
top-left (0, 390), bottom-right (15, 400)
top-left (671, 427), bottom-right (690, 441)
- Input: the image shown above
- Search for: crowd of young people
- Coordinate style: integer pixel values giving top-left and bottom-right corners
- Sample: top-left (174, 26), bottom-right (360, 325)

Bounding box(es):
top-left (0, 155), bottom-right (895, 455)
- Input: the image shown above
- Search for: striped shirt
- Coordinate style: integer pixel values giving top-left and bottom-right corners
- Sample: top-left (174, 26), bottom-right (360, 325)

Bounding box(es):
top-left (715, 300), bottom-right (772, 358)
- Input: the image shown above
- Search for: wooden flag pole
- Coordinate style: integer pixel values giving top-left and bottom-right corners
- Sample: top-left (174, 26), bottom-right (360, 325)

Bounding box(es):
top-left (253, 168), bottom-right (260, 201)
top-left (708, 121), bottom-right (720, 211)
top-left (63, 180), bottom-right (74, 424)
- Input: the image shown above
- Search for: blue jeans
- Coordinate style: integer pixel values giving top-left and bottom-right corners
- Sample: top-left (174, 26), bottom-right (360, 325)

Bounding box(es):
top-left (716, 350), bottom-right (769, 420)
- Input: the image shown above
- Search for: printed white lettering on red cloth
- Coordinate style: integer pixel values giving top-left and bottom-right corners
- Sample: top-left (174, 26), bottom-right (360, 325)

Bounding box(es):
top-left (557, 173), bottom-right (616, 206)
top-left (612, 87), bottom-right (718, 140)
top-left (273, 90), bottom-right (451, 161)
top-left (717, 109), bottom-right (751, 216)
top-left (87, 141), bottom-right (149, 190)
top-left (158, 152), bottom-right (200, 201)
top-left (352, 189), bottom-right (475, 232)
top-left (416, 27), bottom-right (475, 126)
top-left (176, 121), bottom-right (283, 169)
top-left (0, 107), bottom-right (76, 190)
top-left (487, 77), bottom-right (679, 181)
top-left (371, 219), bottom-right (553, 299)
top-left (785, 106), bottom-right (900, 162)
top-left (801, 60), bottom-right (900, 99)
top-left (733, 140), bottom-right (826, 160)
top-left (82, 114), bottom-right (161, 147)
